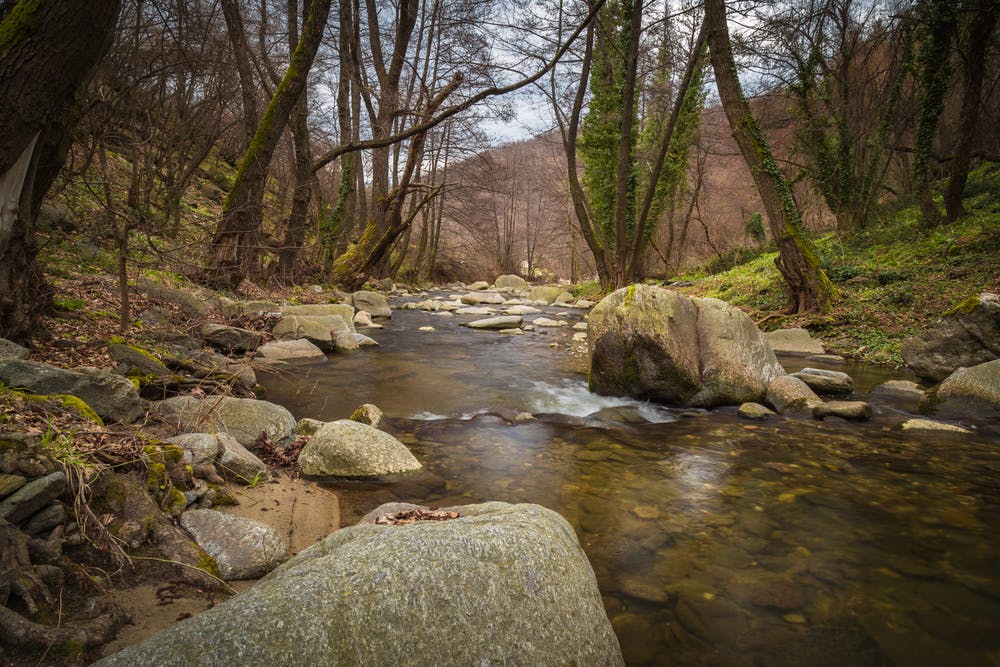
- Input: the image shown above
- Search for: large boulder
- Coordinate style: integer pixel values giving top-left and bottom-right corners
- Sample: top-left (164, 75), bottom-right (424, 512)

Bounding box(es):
top-left (460, 291), bottom-right (505, 305)
top-left (765, 375), bottom-right (822, 413)
top-left (215, 432), bottom-right (271, 485)
top-left (350, 290), bottom-right (391, 318)
top-left (902, 292), bottom-right (1000, 381)
top-left (272, 315), bottom-right (352, 351)
top-left (0, 359), bottom-right (144, 422)
top-left (298, 420), bottom-right (421, 477)
top-left (107, 343), bottom-right (170, 377)
top-left (96, 502), bottom-right (623, 666)
top-left (494, 274), bottom-right (528, 291)
top-left (151, 396), bottom-right (296, 448)
top-left (180, 510), bottom-right (288, 580)
top-left (588, 285), bottom-right (784, 408)
top-left (0, 338), bottom-right (30, 361)
top-left (930, 359), bottom-right (1000, 419)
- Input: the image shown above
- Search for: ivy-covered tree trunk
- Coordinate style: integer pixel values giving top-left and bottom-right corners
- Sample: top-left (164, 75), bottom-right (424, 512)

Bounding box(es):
top-left (912, 0), bottom-right (956, 226)
top-left (207, 0), bottom-right (331, 289)
top-left (943, 0), bottom-right (997, 221)
top-left (705, 0), bottom-right (837, 313)
top-left (0, 0), bottom-right (122, 343)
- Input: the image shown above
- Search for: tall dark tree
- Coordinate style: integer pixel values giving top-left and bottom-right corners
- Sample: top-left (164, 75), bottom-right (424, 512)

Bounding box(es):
top-left (705, 0), bottom-right (837, 313)
top-left (0, 1), bottom-right (122, 342)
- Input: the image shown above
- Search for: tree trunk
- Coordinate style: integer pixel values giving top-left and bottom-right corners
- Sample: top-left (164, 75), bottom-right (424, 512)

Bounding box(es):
top-left (220, 0), bottom-right (260, 149)
top-left (704, 0), bottom-right (836, 313)
top-left (0, 0), bottom-right (122, 342)
top-left (207, 0), bottom-right (332, 289)
top-left (943, 0), bottom-right (997, 221)
top-left (277, 0), bottom-right (316, 282)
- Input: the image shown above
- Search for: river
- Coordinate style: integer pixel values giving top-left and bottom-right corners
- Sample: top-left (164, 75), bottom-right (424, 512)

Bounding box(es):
top-left (259, 293), bottom-right (1000, 666)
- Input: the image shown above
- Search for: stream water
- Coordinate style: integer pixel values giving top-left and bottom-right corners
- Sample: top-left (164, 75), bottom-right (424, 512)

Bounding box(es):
top-left (259, 294), bottom-right (1000, 666)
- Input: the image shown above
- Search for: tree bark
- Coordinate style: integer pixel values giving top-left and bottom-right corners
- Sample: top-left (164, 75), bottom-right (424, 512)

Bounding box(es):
top-left (207, 0), bottom-right (332, 288)
top-left (943, 0), bottom-right (998, 221)
top-left (220, 0), bottom-right (260, 149)
top-left (704, 0), bottom-right (836, 313)
top-left (0, 0), bottom-right (122, 342)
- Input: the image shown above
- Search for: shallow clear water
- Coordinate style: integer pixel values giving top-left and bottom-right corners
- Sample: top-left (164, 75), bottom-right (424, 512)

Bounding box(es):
top-left (260, 296), bottom-right (1000, 666)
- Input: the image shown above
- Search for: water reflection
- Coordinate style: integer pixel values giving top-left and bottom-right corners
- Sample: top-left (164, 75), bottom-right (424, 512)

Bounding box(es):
top-left (258, 303), bottom-right (1000, 666)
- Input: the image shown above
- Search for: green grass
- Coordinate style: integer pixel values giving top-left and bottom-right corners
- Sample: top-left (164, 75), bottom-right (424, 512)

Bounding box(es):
top-left (672, 165), bottom-right (1000, 367)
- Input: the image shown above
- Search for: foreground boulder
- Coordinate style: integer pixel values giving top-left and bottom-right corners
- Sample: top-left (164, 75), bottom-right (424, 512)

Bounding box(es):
top-left (588, 285), bottom-right (784, 408)
top-left (765, 375), bottom-right (822, 413)
top-left (930, 359), bottom-right (1000, 419)
top-left (902, 292), bottom-right (1000, 381)
top-left (152, 396), bottom-right (296, 448)
top-left (273, 315), bottom-right (352, 351)
top-left (298, 420), bottom-right (421, 477)
top-left (0, 359), bottom-right (144, 422)
top-left (96, 502), bottom-right (623, 666)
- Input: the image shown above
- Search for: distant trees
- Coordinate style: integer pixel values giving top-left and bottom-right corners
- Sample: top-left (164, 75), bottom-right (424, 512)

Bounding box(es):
top-left (0, 1), bottom-right (122, 342)
top-left (555, 0), bottom-right (707, 290)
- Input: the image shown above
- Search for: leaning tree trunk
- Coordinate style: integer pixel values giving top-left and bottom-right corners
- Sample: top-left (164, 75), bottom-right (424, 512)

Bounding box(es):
top-left (0, 1), bottom-right (122, 342)
top-left (207, 0), bottom-right (332, 289)
top-left (704, 0), bottom-right (837, 313)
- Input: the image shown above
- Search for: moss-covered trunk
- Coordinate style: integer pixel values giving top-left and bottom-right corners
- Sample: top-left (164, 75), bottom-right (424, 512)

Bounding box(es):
top-left (705, 0), bottom-right (837, 313)
top-left (207, 0), bottom-right (332, 289)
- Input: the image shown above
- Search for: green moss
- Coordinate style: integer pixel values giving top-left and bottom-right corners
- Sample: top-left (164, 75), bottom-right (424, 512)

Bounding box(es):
top-left (0, 0), bottom-right (42, 52)
top-left (165, 486), bottom-right (187, 516)
top-left (197, 550), bottom-right (221, 579)
top-left (146, 462), bottom-right (167, 492)
top-left (24, 393), bottom-right (103, 425)
top-left (942, 294), bottom-right (981, 317)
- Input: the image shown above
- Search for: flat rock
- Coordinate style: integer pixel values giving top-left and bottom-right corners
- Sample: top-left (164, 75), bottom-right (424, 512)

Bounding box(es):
top-left (467, 280), bottom-right (490, 290)
top-left (460, 292), bottom-right (505, 305)
top-left (504, 305), bottom-right (541, 315)
top-left (298, 420), bottom-right (422, 477)
top-left (464, 315), bottom-right (523, 330)
top-left (791, 367), bottom-right (854, 394)
top-left (181, 509), bottom-right (288, 580)
top-left (899, 418), bottom-right (971, 434)
top-left (151, 395), bottom-right (296, 448)
top-left (0, 473), bottom-right (27, 498)
top-left (254, 339), bottom-right (326, 360)
top-left (813, 401), bottom-right (872, 421)
top-left (0, 471), bottom-right (65, 524)
top-left (201, 323), bottom-right (263, 353)
top-left (764, 328), bottom-right (825, 355)
top-left (23, 502), bottom-right (65, 536)
top-left (456, 306), bottom-right (496, 316)
top-left (0, 359), bottom-right (144, 423)
top-left (97, 502), bottom-right (622, 666)
top-left (533, 317), bottom-right (568, 327)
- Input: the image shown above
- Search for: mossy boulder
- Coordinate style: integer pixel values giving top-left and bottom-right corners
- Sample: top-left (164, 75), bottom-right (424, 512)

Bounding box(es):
top-left (25, 393), bottom-right (104, 425)
top-left (180, 509), bottom-right (288, 580)
top-left (0, 359), bottom-right (145, 423)
top-left (96, 502), bottom-right (623, 666)
top-left (588, 285), bottom-right (784, 408)
top-left (528, 285), bottom-right (566, 304)
top-left (494, 274), bottom-right (528, 291)
top-left (107, 343), bottom-right (170, 377)
top-left (902, 292), bottom-right (1000, 382)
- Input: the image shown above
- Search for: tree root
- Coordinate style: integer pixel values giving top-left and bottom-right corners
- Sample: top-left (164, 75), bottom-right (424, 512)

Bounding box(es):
top-left (0, 597), bottom-right (130, 649)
